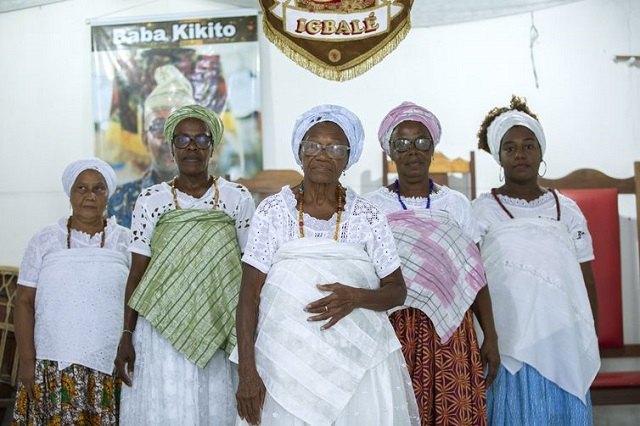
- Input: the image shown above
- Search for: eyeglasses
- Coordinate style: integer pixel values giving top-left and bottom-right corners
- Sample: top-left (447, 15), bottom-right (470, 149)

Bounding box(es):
top-left (172, 134), bottom-right (212, 149)
top-left (147, 118), bottom-right (166, 138)
top-left (300, 140), bottom-right (350, 160)
top-left (392, 137), bottom-right (433, 153)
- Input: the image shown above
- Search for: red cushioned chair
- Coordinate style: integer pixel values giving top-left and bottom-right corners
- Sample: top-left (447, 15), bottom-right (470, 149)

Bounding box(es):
top-left (540, 163), bottom-right (640, 405)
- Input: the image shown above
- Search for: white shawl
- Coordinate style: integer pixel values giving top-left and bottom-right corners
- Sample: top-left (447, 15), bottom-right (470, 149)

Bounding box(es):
top-left (238, 238), bottom-right (401, 426)
top-left (481, 218), bottom-right (600, 402)
top-left (34, 248), bottom-right (128, 374)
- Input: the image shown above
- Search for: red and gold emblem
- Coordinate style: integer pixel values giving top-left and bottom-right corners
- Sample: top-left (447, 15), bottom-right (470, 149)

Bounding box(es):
top-left (261, 0), bottom-right (413, 81)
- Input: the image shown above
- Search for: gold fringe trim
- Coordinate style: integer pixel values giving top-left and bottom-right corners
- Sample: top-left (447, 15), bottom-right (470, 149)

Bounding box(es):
top-left (263, 18), bottom-right (412, 82)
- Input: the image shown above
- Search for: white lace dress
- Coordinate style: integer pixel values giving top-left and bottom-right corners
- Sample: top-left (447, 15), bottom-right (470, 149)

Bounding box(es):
top-left (120, 179), bottom-right (255, 426)
top-left (237, 186), bottom-right (420, 426)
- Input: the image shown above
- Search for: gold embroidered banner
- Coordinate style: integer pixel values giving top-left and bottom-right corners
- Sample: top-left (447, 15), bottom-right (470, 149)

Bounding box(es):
top-left (261, 0), bottom-right (413, 81)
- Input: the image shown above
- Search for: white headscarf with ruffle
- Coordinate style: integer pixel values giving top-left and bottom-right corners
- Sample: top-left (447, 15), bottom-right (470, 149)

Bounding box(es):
top-left (291, 104), bottom-right (364, 171)
top-left (62, 158), bottom-right (117, 197)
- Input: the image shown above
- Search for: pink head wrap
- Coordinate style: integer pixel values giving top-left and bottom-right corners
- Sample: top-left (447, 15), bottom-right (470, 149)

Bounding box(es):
top-left (378, 102), bottom-right (442, 156)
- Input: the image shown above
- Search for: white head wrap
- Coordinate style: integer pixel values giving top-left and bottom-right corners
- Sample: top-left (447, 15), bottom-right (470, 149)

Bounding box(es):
top-left (144, 64), bottom-right (195, 122)
top-left (291, 104), bottom-right (364, 171)
top-left (486, 110), bottom-right (546, 165)
top-left (62, 158), bottom-right (117, 197)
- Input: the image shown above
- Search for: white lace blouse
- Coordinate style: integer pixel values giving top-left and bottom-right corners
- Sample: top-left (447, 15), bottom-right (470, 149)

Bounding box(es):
top-left (365, 185), bottom-right (481, 243)
top-left (129, 178), bottom-right (255, 257)
top-left (472, 191), bottom-right (594, 262)
top-left (18, 216), bottom-right (130, 287)
top-left (242, 186), bottom-right (401, 279)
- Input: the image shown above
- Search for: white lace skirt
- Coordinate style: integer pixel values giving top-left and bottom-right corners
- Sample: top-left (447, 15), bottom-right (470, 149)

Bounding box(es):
top-left (236, 349), bottom-right (419, 426)
top-left (120, 317), bottom-right (237, 426)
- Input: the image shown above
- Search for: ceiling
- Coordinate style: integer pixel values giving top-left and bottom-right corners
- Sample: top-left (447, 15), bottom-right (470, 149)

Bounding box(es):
top-left (0, 0), bottom-right (584, 26)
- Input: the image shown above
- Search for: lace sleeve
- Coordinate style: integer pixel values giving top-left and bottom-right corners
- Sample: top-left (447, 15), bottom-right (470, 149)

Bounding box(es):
top-left (129, 193), bottom-right (154, 257)
top-left (241, 195), bottom-right (290, 274)
top-left (18, 231), bottom-right (45, 287)
top-left (232, 187), bottom-right (255, 253)
top-left (350, 196), bottom-right (401, 279)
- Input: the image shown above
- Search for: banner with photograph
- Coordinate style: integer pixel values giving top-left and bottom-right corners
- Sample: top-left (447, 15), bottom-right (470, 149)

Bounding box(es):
top-left (91, 12), bottom-right (261, 190)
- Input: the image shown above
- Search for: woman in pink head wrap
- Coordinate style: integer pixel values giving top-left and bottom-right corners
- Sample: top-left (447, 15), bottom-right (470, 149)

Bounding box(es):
top-left (366, 102), bottom-right (499, 425)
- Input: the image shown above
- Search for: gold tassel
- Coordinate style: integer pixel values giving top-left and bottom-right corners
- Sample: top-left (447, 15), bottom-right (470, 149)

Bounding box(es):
top-left (263, 16), bottom-right (412, 82)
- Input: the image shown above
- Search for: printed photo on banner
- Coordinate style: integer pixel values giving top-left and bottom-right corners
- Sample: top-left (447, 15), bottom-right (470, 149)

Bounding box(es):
top-left (91, 13), bottom-right (261, 189)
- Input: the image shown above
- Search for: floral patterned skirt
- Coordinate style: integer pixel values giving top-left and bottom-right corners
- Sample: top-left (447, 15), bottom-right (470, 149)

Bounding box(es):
top-left (12, 360), bottom-right (121, 426)
top-left (390, 307), bottom-right (487, 426)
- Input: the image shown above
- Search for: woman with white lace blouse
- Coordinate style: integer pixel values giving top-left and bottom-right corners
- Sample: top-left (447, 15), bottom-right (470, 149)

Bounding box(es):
top-left (233, 104), bottom-right (419, 426)
top-left (472, 95), bottom-right (599, 425)
top-left (115, 105), bottom-right (254, 425)
top-left (13, 158), bottom-right (130, 425)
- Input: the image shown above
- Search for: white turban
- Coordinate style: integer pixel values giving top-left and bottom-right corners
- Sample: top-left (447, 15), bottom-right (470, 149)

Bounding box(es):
top-left (62, 158), bottom-right (117, 197)
top-left (144, 64), bottom-right (196, 122)
top-left (291, 104), bottom-right (364, 171)
top-left (487, 110), bottom-right (546, 165)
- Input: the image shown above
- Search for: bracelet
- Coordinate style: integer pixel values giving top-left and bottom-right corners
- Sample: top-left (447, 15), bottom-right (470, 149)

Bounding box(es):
top-left (123, 329), bottom-right (133, 335)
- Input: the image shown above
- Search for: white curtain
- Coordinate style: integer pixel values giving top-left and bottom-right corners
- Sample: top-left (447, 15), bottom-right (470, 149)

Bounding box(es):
top-left (218, 0), bottom-right (584, 27)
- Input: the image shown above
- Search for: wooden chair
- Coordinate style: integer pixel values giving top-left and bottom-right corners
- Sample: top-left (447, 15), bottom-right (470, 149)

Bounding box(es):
top-left (539, 162), bottom-right (640, 405)
top-left (0, 266), bottom-right (19, 421)
top-left (236, 169), bottom-right (304, 204)
top-left (382, 150), bottom-right (476, 199)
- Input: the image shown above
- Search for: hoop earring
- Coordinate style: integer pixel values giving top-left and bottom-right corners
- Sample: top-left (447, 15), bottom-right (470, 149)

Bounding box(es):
top-left (538, 159), bottom-right (547, 177)
top-left (499, 166), bottom-right (504, 182)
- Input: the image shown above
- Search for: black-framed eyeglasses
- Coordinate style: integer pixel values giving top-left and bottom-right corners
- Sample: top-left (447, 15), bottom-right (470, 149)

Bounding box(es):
top-left (300, 140), bottom-right (350, 160)
top-left (172, 134), bottom-right (212, 149)
top-left (392, 137), bottom-right (433, 153)
top-left (147, 118), bottom-right (166, 138)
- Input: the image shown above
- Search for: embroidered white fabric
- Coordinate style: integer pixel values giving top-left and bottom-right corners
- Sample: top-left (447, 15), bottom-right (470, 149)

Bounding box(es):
top-left (242, 186), bottom-right (401, 279)
top-left (471, 191), bottom-right (594, 262)
top-left (17, 216), bottom-right (130, 372)
top-left (120, 317), bottom-right (237, 426)
top-left (34, 249), bottom-right (128, 374)
top-left (128, 178), bottom-right (255, 257)
top-left (18, 216), bottom-right (130, 287)
top-left (478, 218), bottom-right (599, 402)
top-left (236, 350), bottom-right (418, 426)
top-left (364, 185), bottom-right (481, 243)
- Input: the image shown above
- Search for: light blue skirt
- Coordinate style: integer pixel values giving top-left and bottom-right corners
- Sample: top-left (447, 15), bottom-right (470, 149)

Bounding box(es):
top-left (487, 364), bottom-right (593, 426)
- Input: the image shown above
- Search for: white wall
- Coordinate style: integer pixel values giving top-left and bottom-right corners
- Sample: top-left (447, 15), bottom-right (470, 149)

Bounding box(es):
top-left (1, 0), bottom-right (639, 340)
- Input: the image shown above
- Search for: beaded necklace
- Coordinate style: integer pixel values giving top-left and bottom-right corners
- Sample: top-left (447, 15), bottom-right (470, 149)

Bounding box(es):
top-left (171, 175), bottom-right (219, 210)
top-left (491, 188), bottom-right (561, 220)
top-left (395, 178), bottom-right (433, 210)
top-left (66, 216), bottom-right (106, 249)
top-left (297, 181), bottom-right (344, 241)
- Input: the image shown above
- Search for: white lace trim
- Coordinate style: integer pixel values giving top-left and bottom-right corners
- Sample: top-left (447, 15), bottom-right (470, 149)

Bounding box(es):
top-left (243, 186), bottom-right (401, 279)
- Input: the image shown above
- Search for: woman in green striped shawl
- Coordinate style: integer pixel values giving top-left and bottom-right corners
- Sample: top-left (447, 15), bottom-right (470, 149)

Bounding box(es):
top-left (115, 104), bottom-right (255, 425)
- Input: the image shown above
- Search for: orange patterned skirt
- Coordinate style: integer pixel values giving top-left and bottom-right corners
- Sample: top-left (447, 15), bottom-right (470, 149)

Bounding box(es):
top-left (12, 360), bottom-right (121, 426)
top-left (390, 307), bottom-right (487, 426)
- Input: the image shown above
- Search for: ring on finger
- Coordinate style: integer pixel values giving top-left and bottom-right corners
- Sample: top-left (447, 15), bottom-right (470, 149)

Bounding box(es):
top-left (324, 305), bottom-right (329, 312)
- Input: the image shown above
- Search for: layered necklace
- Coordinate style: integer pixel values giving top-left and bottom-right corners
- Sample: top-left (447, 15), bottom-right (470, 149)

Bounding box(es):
top-left (171, 175), bottom-right (219, 210)
top-left (395, 178), bottom-right (434, 210)
top-left (491, 188), bottom-right (561, 220)
top-left (297, 181), bottom-right (344, 241)
top-left (66, 216), bottom-right (106, 249)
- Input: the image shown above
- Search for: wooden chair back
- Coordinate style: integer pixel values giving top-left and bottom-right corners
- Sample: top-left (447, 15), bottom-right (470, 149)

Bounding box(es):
top-left (0, 266), bottom-right (18, 409)
top-left (539, 163), bottom-right (640, 405)
top-left (236, 169), bottom-right (303, 204)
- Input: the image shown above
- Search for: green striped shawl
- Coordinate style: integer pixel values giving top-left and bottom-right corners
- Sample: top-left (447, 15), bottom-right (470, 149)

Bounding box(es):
top-left (128, 209), bottom-right (241, 368)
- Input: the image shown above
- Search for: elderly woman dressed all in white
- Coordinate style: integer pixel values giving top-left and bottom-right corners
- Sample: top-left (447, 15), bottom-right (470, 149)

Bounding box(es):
top-left (234, 104), bottom-right (419, 426)
top-left (13, 158), bottom-right (130, 425)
